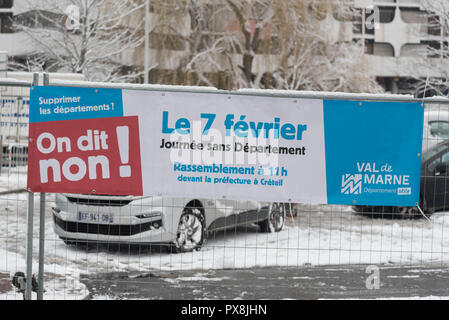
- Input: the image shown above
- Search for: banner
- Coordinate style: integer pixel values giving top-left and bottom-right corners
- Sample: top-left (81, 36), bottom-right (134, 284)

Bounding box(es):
top-left (27, 86), bottom-right (424, 206)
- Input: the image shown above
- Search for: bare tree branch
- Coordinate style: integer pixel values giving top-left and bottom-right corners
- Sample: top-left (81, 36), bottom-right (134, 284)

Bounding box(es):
top-left (13, 0), bottom-right (145, 82)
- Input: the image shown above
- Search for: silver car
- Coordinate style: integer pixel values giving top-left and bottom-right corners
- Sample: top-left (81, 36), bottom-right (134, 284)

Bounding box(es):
top-left (422, 108), bottom-right (449, 153)
top-left (52, 194), bottom-right (286, 252)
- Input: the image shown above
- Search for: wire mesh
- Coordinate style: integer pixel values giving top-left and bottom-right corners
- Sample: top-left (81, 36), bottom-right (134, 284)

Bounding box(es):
top-left (1, 80), bottom-right (449, 300)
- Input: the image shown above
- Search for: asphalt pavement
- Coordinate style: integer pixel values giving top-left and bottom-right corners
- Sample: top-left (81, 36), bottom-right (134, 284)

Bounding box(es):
top-left (80, 263), bottom-right (449, 300)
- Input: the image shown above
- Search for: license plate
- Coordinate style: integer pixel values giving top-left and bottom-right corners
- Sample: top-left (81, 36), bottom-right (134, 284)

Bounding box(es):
top-left (77, 212), bottom-right (114, 224)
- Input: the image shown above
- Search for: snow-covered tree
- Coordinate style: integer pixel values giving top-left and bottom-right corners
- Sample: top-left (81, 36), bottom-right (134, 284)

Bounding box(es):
top-left (149, 0), bottom-right (383, 93)
top-left (409, 0), bottom-right (449, 96)
top-left (255, 0), bottom-right (380, 93)
top-left (12, 0), bottom-right (145, 82)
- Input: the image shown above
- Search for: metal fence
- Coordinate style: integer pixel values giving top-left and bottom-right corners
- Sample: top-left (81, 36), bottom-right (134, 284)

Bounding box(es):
top-left (0, 80), bottom-right (29, 169)
top-left (2, 74), bottom-right (449, 300)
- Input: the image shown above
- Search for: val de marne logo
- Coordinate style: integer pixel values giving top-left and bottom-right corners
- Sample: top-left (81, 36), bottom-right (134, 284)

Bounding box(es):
top-left (341, 174), bottom-right (362, 195)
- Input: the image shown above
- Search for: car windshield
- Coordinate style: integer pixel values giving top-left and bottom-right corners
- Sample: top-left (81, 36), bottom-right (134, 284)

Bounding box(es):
top-left (422, 143), bottom-right (449, 163)
top-left (430, 121), bottom-right (449, 139)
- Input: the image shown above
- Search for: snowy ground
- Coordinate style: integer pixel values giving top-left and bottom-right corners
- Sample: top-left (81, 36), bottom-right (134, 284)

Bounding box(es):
top-left (1, 167), bottom-right (449, 299)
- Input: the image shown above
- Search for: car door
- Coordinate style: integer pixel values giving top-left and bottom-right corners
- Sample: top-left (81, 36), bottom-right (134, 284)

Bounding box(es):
top-left (423, 150), bottom-right (449, 211)
top-left (206, 199), bottom-right (263, 231)
top-left (205, 199), bottom-right (240, 231)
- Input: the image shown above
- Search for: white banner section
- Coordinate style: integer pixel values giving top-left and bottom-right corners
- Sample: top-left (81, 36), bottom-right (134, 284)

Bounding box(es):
top-left (123, 90), bottom-right (327, 203)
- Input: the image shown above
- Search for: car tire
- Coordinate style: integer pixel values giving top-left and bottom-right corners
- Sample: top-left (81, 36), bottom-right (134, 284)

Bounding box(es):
top-left (173, 206), bottom-right (205, 253)
top-left (352, 205), bottom-right (365, 213)
top-left (397, 195), bottom-right (432, 219)
top-left (259, 202), bottom-right (286, 233)
top-left (397, 205), bottom-right (431, 219)
top-left (62, 238), bottom-right (78, 246)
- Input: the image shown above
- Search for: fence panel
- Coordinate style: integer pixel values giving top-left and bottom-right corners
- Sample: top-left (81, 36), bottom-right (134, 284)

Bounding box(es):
top-left (1, 76), bottom-right (449, 300)
top-left (0, 79), bottom-right (33, 300)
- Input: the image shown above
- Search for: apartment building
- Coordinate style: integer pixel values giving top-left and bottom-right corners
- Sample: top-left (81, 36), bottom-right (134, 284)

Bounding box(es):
top-left (1, 0), bottom-right (447, 94)
top-left (133, 0), bottom-right (445, 94)
top-left (0, 0), bottom-right (70, 70)
top-left (351, 0), bottom-right (447, 94)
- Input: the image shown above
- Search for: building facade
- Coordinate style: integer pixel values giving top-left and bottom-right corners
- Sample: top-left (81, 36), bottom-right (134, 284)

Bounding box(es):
top-left (1, 0), bottom-right (447, 94)
top-left (133, 0), bottom-right (447, 93)
top-left (351, 0), bottom-right (447, 94)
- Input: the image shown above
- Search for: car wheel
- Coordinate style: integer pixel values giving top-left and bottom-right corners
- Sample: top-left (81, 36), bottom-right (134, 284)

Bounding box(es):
top-left (397, 195), bottom-right (431, 219)
top-left (352, 205), bottom-right (365, 213)
top-left (397, 206), bottom-right (418, 217)
top-left (260, 202), bottom-right (286, 233)
top-left (62, 238), bottom-right (78, 246)
top-left (397, 206), bottom-right (431, 219)
top-left (173, 207), bottom-right (205, 253)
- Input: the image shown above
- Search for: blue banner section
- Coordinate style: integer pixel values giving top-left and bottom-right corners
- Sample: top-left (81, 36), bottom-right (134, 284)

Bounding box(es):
top-left (323, 100), bottom-right (424, 207)
top-left (30, 86), bottom-right (123, 123)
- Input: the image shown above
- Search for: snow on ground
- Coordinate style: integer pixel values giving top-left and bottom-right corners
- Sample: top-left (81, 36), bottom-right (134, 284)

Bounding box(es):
top-left (0, 167), bottom-right (27, 193)
top-left (1, 168), bottom-right (449, 299)
top-left (0, 168), bottom-right (89, 300)
top-left (374, 296), bottom-right (449, 300)
top-left (328, 296), bottom-right (449, 300)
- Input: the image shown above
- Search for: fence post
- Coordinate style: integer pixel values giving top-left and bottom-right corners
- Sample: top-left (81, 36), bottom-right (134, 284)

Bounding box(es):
top-left (25, 191), bottom-right (34, 300)
top-left (37, 192), bottom-right (46, 300)
top-left (37, 73), bottom-right (49, 300)
top-left (0, 138), bottom-right (2, 175)
top-left (25, 73), bottom-right (40, 300)
top-left (16, 96), bottom-right (22, 143)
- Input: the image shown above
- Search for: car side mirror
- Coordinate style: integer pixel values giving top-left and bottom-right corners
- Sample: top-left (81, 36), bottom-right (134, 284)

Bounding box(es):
top-left (435, 163), bottom-right (447, 176)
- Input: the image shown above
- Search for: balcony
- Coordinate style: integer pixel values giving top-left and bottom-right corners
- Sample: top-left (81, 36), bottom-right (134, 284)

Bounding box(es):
top-left (364, 55), bottom-right (443, 78)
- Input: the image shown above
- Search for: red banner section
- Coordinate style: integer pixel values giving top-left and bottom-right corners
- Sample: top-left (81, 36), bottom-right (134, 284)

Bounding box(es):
top-left (27, 116), bottom-right (143, 195)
